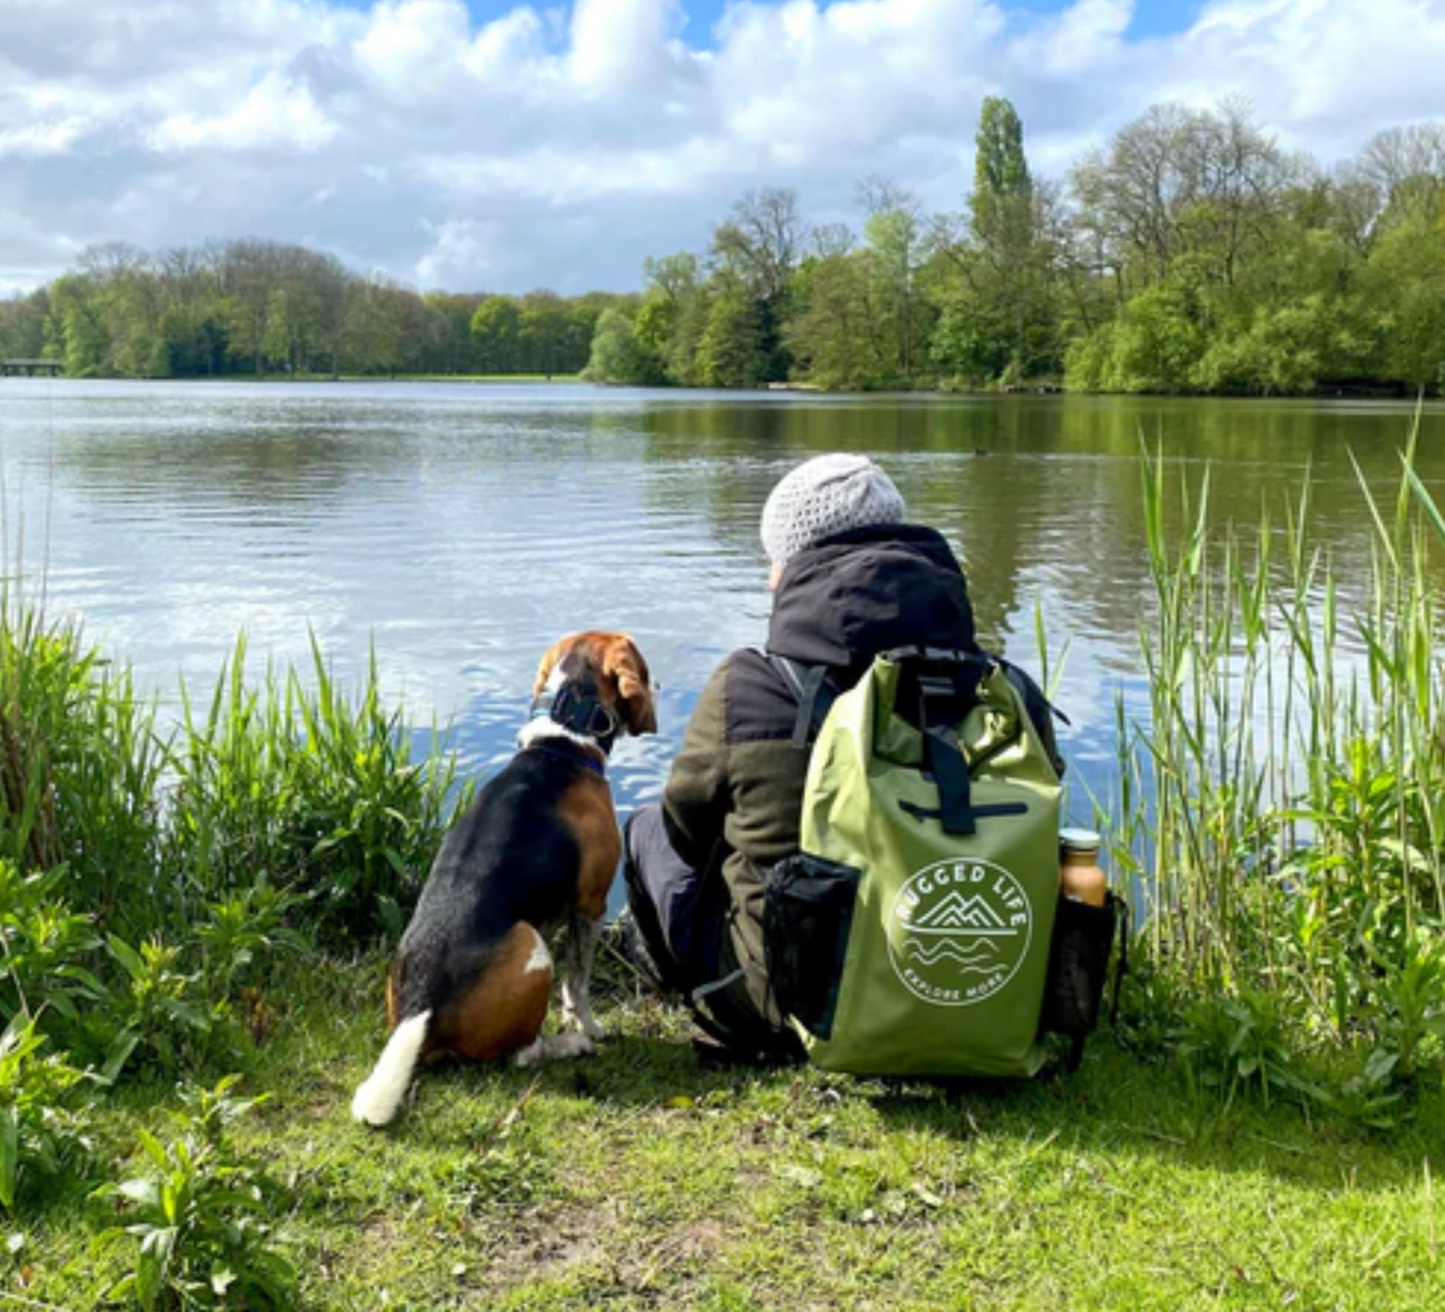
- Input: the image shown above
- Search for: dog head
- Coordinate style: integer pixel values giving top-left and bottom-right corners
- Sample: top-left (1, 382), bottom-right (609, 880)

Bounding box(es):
top-left (532, 631), bottom-right (657, 740)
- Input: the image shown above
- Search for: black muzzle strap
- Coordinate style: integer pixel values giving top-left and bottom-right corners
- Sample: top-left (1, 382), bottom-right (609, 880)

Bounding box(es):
top-left (530, 685), bottom-right (620, 751)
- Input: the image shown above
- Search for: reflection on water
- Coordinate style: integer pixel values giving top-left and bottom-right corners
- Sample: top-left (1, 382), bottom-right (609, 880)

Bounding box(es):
top-left (4, 379), bottom-right (1444, 833)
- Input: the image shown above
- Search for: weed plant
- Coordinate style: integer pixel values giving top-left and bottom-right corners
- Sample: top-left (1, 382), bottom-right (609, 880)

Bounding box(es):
top-left (0, 604), bottom-right (463, 1108)
top-left (1113, 441), bottom-right (1445, 1114)
top-left (93, 1077), bottom-right (297, 1311)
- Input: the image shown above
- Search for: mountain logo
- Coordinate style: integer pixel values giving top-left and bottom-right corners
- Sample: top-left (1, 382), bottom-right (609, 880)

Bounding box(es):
top-left (887, 858), bottom-right (1034, 1007)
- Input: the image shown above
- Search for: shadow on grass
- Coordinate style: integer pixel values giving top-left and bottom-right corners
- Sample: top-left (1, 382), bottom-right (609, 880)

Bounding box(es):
top-left (380, 994), bottom-right (1439, 1201)
top-left (238, 954), bottom-right (1441, 1210)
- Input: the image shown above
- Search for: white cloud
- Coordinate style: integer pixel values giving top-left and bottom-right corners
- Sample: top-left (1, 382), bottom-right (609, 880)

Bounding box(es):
top-left (0, 114), bottom-right (88, 159)
top-left (148, 73), bottom-right (339, 152)
top-left (2, 0), bottom-right (1445, 296)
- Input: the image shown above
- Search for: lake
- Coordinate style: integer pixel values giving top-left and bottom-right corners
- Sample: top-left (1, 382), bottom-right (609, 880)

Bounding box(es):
top-left (3, 379), bottom-right (1443, 831)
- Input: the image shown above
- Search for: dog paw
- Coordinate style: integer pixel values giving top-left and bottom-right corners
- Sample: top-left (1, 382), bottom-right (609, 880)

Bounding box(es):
top-left (552, 1032), bottom-right (595, 1059)
top-left (513, 1032), bottom-right (595, 1068)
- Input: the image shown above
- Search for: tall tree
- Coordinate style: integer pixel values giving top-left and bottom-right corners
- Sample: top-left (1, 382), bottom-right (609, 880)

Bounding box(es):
top-left (710, 187), bottom-right (804, 382)
top-left (932, 96), bottom-right (1059, 385)
top-left (970, 96), bottom-right (1032, 248)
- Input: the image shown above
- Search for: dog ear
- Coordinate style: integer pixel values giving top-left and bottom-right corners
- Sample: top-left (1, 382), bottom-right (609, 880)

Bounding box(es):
top-left (604, 636), bottom-right (657, 736)
top-left (532, 635), bottom-right (572, 699)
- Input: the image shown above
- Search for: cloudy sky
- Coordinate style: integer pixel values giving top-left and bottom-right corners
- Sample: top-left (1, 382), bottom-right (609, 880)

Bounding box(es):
top-left (3, 0), bottom-right (1444, 297)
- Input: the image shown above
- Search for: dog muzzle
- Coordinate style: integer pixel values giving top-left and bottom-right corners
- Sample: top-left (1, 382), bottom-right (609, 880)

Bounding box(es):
top-left (529, 686), bottom-right (620, 751)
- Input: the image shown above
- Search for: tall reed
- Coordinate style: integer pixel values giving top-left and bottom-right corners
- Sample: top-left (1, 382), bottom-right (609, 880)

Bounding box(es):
top-left (1123, 438), bottom-right (1445, 1080)
top-left (165, 634), bottom-right (468, 943)
top-left (0, 606), bottom-right (466, 950)
top-left (0, 608), bottom-right (166, 936)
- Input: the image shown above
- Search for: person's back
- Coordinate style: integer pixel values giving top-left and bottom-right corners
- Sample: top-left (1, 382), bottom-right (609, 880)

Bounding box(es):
top-left (624, 454), bottom-right (981, 1057)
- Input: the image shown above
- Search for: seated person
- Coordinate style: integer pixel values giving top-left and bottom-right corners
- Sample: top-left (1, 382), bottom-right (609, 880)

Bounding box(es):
top-left (623, 452), bottom-right (991, 1060)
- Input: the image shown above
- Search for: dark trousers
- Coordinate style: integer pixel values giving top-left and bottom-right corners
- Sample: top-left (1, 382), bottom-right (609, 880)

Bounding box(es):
top-left (623, 804), bottom-right (802, 1061)
top-left (621, 803), bottom-right (726, 994)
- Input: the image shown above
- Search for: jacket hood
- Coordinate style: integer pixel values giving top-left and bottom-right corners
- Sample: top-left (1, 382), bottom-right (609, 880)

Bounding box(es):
top-left (766, 523), bottom-right (976, 673)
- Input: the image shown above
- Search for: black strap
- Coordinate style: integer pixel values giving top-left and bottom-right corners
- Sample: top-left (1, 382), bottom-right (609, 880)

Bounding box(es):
top-left (918, 673), bottom-right (978, 835)
top-left (899, 799), bottom-right (1026, 824)
top-left (792, 665), bottom-right (831, 750)
top-left (766, 654), bottom-right (838, 749)
top-left (1108, 891), bottom-right (1131, 1032)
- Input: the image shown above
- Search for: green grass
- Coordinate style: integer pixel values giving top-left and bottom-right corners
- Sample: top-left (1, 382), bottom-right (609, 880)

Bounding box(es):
top-left (10, 957), bottom-right (1442, 1312)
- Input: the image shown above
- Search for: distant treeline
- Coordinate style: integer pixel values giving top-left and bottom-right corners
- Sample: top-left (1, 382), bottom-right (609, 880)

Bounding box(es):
top-left (0, 241), bottom-right (631, 380)
top-left (586, 99), bottom-right (1445, 396)
top-left (3, 98), bottom-right (1444, 394)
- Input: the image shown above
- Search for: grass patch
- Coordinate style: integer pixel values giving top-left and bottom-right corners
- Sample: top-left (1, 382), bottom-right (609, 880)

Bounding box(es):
top-left (8, 958), bottom-right (1441, 1311)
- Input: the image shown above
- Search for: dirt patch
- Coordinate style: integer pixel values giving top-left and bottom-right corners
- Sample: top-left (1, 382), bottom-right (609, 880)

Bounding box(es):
top-left (479, 1198), bottom-right (618, 1292)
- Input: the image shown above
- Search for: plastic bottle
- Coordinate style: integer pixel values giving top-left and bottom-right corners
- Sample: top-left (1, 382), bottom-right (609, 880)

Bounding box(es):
top-left (1059, 828), bottom-right (1108, 907)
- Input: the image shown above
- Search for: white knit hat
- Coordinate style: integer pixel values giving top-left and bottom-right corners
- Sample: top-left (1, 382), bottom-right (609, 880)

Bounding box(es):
top-left (760, 453), bottom-right (906, 567)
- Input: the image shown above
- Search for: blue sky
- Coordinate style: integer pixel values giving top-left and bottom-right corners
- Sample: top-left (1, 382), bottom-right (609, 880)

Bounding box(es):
top-left (3, 0), bottom-right (1443, 296)
top-left (336, 0), bottom-right (1206, 44)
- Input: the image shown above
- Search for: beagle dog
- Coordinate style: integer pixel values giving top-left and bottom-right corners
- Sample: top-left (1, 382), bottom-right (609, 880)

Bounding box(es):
top-left (351, 631), bottom-right (656, 1127)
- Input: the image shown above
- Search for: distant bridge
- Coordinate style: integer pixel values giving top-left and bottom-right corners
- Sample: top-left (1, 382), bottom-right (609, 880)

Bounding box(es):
top-left (1, 359), bottom-right (63, 377)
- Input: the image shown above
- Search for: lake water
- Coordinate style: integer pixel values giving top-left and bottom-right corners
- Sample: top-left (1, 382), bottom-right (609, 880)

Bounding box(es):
top-left (3, 378), bottom-right (1444, 831)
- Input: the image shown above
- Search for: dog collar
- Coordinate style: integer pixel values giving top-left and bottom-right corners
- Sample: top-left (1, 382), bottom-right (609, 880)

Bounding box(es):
top-left (524, 736), bottom-right (607, 777)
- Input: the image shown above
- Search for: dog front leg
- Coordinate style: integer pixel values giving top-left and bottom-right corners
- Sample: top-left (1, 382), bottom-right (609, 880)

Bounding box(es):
top-left (561, 914), bottom-right (605, 1041)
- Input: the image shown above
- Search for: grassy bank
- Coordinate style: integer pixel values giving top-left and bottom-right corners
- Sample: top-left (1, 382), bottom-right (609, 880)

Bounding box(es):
top-left (3, 447), bottom-right (1445, 1308)
top-left (13, 958), bottom-right (1443, 1312)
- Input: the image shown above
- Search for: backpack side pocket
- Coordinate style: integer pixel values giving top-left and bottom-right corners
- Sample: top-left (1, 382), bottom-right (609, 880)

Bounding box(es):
top-left (763, 853), bottom-right (860, 1041)
top-left (1042, 892), bottom-right (1118, 1039)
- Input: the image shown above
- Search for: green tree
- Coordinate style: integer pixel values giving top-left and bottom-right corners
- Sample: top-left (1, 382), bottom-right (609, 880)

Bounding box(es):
top-left (784, 249), bottom-right (879, 389)
top-left (695, 286), bottom-right (768, 389)
top-left (45, 275), bottom-right (108, 377)
top-left (859, 179), bottom-right (930, 383)
top-left (470, 296), bottom-right (522, 373)
top-left (931, 97), bottom-right (1059, 386)
top-left (1362, 208), bottom-right (1445, 389)
top-left (709, 188), bottom-right (803, 383)
top-left (263, 289), bottom-right (292, 375)
top-left (584, 308), bottom-right (658, 384)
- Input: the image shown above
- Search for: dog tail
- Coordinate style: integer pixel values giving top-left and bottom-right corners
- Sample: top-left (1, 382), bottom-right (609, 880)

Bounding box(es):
top-left (351, 1009), bottom-right (432, 1127)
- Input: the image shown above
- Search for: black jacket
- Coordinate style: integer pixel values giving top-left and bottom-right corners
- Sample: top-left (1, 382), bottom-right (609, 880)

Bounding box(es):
top-left (661, 524), bottom-right (978, 1026)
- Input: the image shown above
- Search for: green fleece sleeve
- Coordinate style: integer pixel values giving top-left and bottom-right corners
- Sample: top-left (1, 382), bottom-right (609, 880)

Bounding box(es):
top-left (661, 658), bottom-right (731, 873)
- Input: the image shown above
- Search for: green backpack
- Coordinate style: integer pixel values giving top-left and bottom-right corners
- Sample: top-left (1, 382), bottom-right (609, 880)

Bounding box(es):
top-left (763, 647), bottom-right (1115, 1078)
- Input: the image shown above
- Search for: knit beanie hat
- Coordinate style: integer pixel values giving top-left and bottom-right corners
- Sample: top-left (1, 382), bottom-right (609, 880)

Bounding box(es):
top-left (760, 453), bottom-right (906, 567)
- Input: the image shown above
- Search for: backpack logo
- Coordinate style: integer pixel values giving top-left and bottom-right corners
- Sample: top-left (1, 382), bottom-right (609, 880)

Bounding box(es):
top-left (888, 858), bottom-right (1033, 1007)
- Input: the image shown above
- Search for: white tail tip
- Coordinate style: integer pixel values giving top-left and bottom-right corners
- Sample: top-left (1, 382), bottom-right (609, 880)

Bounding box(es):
top-left (351, 1010), bottom-right (431, 1127)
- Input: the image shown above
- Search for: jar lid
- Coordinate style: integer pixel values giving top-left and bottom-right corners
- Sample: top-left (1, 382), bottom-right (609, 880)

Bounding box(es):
top-left (1059, 827), bottom-right (1102, 851)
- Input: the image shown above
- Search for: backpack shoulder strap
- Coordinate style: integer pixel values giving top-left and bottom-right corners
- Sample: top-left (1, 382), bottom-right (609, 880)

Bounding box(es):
top-left (765, 653), bottom-right (838, 750)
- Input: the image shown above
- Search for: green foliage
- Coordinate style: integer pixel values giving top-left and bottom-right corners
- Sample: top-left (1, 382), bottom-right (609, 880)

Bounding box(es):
top-left (1175, 992), bottom-right (1319, 1109)
top-left (102, 936), bottom-right (242, 1083)
top-left (584, 308), bottom-right (661, 385)
top-left (0, 862), bottom-right (108, 1055)
top-left (165, 636), bottom-right (464, 947)
top-left (695, 286), bottom-right (770, 389)
top-left (16, 239), bottom-right (621, 380)
top-left (469, 295), bottom-right (521, 373)
top-left (1122, 444), bottom-right (1445, 1113)
top-left (785, 253), bottom-right (882, 390)
top-left (0, 611), bottom-right (166, 934)
top-left (0, 1017), bottom-right (89, 1212)
top-left (96, 1078), bottom-right (297, 1312)
top-left (0, 604), bottom-right (461, 1092)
